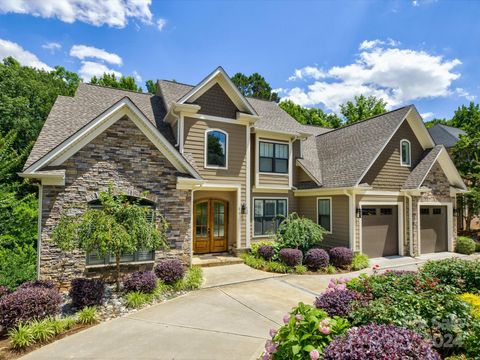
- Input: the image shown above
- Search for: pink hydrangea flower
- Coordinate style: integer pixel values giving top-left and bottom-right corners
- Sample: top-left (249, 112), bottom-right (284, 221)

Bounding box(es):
top-left (295, 313), bottom-right (303, 321)
top-left (336, 283), bottom-right (347, 291)
top-left (283, 314), bottom-right (290, 324)
top-left (269, 328), bottom-right (277, 338)
top-left (265, 340), bottom-right (278, 354)
top-left (309, 349), bottom-right (320, 360)
top-left (262, 352), bottom-right (270, 360)
top-left (319, 326), bottom-right (331, 335)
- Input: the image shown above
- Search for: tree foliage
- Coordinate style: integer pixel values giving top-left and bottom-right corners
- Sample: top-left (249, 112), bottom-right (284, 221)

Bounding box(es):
top-left (52, 186), bottom-right (169, 290)
top-left (340, 95), bottom-right (387, 125)
top-left (423, 118), bottom-right (451, 129)
top-left (231, 72), bottom-right (279, 102)
top-left (451, 102), bottom-right (480, 231)
top-left (279, 100), bottom-right (342, 128)
top-left (90, 73), bottom-right (142, 92)
top-left (145, 79), bottom-right (157, 94)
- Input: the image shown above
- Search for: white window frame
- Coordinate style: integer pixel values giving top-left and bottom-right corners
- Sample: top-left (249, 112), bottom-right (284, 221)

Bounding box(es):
top-left (257, 139), bottom-right (290, 176)
top-left (252, 197), bottom-right (289, 238)
top-left (204, 128), bottom-right (228, 170)
top-left (316, 197), bottom-right (332, 234)
top-left (400, 139), bottom-right (411, 167)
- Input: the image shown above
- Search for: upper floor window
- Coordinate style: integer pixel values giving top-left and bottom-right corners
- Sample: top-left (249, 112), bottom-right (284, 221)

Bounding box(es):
top-left (259, 141), bottom-right (289, 174)
top-left (205, 129), bottom-right (228, 168)
top-left (400, 139), bottom-right (411, 167)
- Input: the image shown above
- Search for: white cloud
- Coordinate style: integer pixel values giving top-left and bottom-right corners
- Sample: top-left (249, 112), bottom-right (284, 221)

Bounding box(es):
top-left (0, 38), bottom-right (52, 71)
top-left (78, 61), bottom-right (121, 81)
top-left (133, 70), bottom-right (142, 82)
top-left (70, 45), bottom-right (122, 65)
top-left (156, 18), bottom-right (166, 31)
top-left (288, 66), bottom-right (326, 81)
top-left (42, 41), bottom-right (61, 53)
top-left (284, 40), bottom-right (464, 111)
top-left (0, 0), bottom-right (153, 28)
top-left (455, 87), bottom-right (476, 101)
top-left (421, 112), bottom-right (434, 119)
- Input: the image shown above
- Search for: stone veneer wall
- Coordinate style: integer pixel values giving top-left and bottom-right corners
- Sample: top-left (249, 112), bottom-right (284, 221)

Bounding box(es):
top-left (411, 162), bottom-right (456, 255)
top-left (39, 116), bottom-right (191, 288)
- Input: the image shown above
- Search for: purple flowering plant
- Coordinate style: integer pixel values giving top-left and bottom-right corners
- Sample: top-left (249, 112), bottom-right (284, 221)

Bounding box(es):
top-left (262, 302), bottom-right (349, 360)
top-left (315, 278), bottom-right (361, 317)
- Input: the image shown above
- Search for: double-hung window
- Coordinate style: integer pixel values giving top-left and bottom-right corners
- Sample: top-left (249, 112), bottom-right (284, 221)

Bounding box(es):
top-left (317, 198), bottom-right (332, 233)
top-left (259, 141), bottom-right (289, 173)
top-left (254, 199), bottom-right (287, 236)
top-left (86, 199), bottom-right (156, 265)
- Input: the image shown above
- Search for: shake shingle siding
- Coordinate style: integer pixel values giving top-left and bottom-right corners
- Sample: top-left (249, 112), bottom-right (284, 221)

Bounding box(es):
top-left (192, 83), bottom-right (238, 119)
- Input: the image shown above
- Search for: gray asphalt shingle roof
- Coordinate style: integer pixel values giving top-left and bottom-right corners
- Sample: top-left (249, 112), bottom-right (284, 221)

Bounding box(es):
top-left (428, 124), bottom-right (466, 148)
top-left (314, 106), bottom-right (413, 188)
top-left (402, 145), bottom-right (443, 189)
top-left (24, 83), bottom-right (175, 169)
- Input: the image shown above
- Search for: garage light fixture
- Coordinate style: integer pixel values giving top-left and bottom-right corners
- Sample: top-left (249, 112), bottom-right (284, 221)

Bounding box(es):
top-left (356, 208), bottom-right (362, 218)
top-left (453, 208), bottom-right (458, 217)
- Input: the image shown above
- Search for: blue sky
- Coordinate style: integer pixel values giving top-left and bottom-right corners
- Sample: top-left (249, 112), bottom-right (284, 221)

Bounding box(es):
top-left (0, 0), bottom-right (479, 120)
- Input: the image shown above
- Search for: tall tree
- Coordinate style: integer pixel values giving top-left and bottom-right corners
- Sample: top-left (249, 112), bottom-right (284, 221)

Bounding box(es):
top-left (145, 79), bottom-right (157, 94)
top-left (90, 73), bottom-right (142, 92)
top-left (339, 95), bottom-right (387, 125)
top-left (423, 118), bottom-right (452, 129)
top-left (451, 102), bottom-right (480, 231)
top-left (279, 100), bottom-right (342, 128)
top-left (231, 72), bottom-right (279, 102)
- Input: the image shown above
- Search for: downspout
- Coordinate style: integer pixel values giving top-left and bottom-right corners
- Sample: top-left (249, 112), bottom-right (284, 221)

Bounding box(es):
top-left (404, 192), bottom-right (414, 257)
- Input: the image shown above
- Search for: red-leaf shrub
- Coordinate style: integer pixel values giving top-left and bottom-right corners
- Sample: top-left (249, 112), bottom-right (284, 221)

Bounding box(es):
top-left (17, 279), bottom-right (55, 291)
top-left (0, 285), bottom-right (10, 299)
top-left (69, 278), bottom-right (105, 309)
top-left (0, 287), bottom-right (62, 329)
top-left (258, 245), bottom-right (274, 261)
top-left (279, 248), bottom-right (303, 267)
top-left (314, 288), bottom-right (360, 317)
top-left (329, 247), bottom-right (354, 268)
top-left (154, 259), bottom-right (185, 284)
top-left (304, 248), bottom-right (329, 271)
top-left (323, 324), bottom-right (440, 360)
top-left (124, 271), bottom-right (156, 294)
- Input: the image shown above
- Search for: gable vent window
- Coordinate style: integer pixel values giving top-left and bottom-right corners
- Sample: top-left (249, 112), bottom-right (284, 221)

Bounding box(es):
top-left (400, 139), bottom-right (411, 167)
top-left (205, 129), bottom-right (228, 168)
top-left (259, 141), bottom-right (289, 174)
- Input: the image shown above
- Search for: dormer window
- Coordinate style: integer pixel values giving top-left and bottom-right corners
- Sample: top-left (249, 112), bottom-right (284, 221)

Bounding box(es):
top-left (400, 139), bottom-right (411, 167)
top-left (205, 129), bottom-right (228, 169)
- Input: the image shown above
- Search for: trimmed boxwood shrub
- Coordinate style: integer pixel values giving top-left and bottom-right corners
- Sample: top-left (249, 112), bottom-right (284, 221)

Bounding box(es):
top-left (457, 236), bottom-right (476, 255)
top-left (323, 324), bottom-right (441, 360)
top-left (314, 288), bottom-right (360, 317)
top-left (155, 259), bottom-right (185, 284)
top-left (0, 287), bottom-right (62, 329)
top-left (0, 285), bottom-right (10, 299)
top-left (304, 248), bottom-right (329, 271)
top-left (17, 279), bottom-right (55, 291)
top-left (70, 278), bottom-right (105, 309)
top-left (124, 271), bottom-right (156, 294)
top-left (278, 248), bottom-right (303, 267)
top-left (329, 247), bottom-right (353, 268)
top-left (258, 245), bottom-right (274, 261)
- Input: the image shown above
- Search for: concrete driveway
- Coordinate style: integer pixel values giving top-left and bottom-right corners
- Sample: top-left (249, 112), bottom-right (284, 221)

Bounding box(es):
top-left (22, 253), bottom-right (478, 360)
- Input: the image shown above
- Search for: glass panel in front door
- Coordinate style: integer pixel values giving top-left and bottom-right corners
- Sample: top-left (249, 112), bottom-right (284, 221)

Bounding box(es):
top-left (195, 201), bottom-right (208, 237)
top-left (213, 201), bottom-right (225, 238)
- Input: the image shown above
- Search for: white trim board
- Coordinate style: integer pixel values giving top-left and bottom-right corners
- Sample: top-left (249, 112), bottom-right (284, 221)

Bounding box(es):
top-left (358, 201), bottom-right (404, 257)
top-left (23, 98), bottom-right (201, 180)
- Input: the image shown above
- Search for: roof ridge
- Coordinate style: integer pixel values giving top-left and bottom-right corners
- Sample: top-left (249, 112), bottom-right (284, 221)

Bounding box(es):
top-left (315, 105), bottom-right (412, 138)
top-left (80, 82), bottom-right (153, 96)
top-left (159, 79), bottom-right (194, 87)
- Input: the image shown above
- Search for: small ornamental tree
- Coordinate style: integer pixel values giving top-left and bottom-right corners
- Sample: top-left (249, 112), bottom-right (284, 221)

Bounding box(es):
top-left (275, 213), bottom-right (326, 252)
top-left (52, 186), bottom-right (169, 290)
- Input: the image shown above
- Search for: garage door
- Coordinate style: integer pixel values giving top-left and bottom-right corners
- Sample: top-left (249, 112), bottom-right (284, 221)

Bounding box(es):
top-left (420, 206), bottom-right (448, 254)
top-left (362, 206), bottom-right (399, 258)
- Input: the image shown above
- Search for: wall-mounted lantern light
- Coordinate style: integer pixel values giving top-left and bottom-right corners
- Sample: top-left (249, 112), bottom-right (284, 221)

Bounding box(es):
top-left (356, 208), bottom-right (362, 218)
top-left (241, 203), bottom-right (247, 214)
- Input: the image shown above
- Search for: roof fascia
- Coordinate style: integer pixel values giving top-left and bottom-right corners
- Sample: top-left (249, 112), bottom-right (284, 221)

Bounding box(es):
top-left (407, 106), bottom-right (436, 148)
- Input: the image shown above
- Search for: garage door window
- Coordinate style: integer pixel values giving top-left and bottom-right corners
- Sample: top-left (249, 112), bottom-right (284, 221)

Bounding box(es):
top-left (317, 198), bottom-right (332, 233)
top-left (433, 208), bottom-right (442, 215)
top-left (420, 208), bottom-right (429, 215)
top-left (362, 208), bottom-right (376, 216)
top-left (380, 208), bottom-right (393, 215)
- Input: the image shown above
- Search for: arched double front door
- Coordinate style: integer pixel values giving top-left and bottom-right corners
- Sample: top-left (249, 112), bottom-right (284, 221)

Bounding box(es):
top-left (194, 199), bottom-right (228, 254)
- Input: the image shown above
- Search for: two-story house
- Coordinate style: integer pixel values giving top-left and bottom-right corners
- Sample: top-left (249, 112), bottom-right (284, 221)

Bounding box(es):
top-left (21, 67), bottom-right (467, 284)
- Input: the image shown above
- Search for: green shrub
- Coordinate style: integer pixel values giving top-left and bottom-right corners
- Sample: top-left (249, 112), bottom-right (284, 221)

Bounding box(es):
top-left (475, 242), bottom-right (480, 253)
top-left (76, 306), bottom-right (98, 325)
top-left (421, 258), bottom-right (480, 293)
top-left (275, 213), bottom-right (326, 252)
top-left (171, 266), bottom-right (203, 291)
top-left (243, 253), bottom-right (267, 269)
top-left (263, 302), bottom-right (350, 360)
top-left (265, 261), bottom-right (288, 273)
top-left (124, 291), bottom-right (154, 309)
top-left (294, 265), bottom-right (307, 274)
top-left (325, 265), bottom-right (336, 274)
top-left (351, 253), bottom-right (369, 271)
top-left (457, 236), bottom-right (476, 255)
top-left (0, 244), bottom-right (36, 290)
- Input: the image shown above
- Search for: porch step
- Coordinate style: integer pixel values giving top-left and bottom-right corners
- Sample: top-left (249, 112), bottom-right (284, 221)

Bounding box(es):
top-left (192, 253), bottom-right (244, 268)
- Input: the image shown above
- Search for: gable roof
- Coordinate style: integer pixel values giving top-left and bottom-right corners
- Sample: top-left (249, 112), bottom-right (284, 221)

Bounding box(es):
top-left (428, 124), bottom-right (466, 148)
top-left (402, 145), bottom-right (443, 189)
top-left (313, 106), bottom-right (413, 188)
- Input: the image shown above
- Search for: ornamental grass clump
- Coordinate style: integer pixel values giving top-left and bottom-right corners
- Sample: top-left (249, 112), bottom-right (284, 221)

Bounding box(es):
top-left (258, 245), bottom-right (275, 261)
top-left (0, 287), bottom-right (62, 329)
top-left (329, 247), bottom-right (353, 269)
top-left (155, 259), bottom-right (185, 284)
top-left (123, 271), bottom-right (156, 294)
top-left (69, 278), bottom-right (105, 309)
top-left (304, 248), bottom-right (329, 271)
top-left (278, 248), bottom-right (303, 267)
top-left (323, 324), bottom-right (441, 360)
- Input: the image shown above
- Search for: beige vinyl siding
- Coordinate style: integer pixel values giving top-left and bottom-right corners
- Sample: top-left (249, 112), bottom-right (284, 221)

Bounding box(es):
top-left (255, 137), bottom-right (291, 188)
top-left (183, 117), bottom-right (247, 246)
top-left (361, 121), bottom-right (424, 190)
top-left (296, 167), bottom-right (314, 183)
top-left (296, 195), bottom-right (350, 248)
